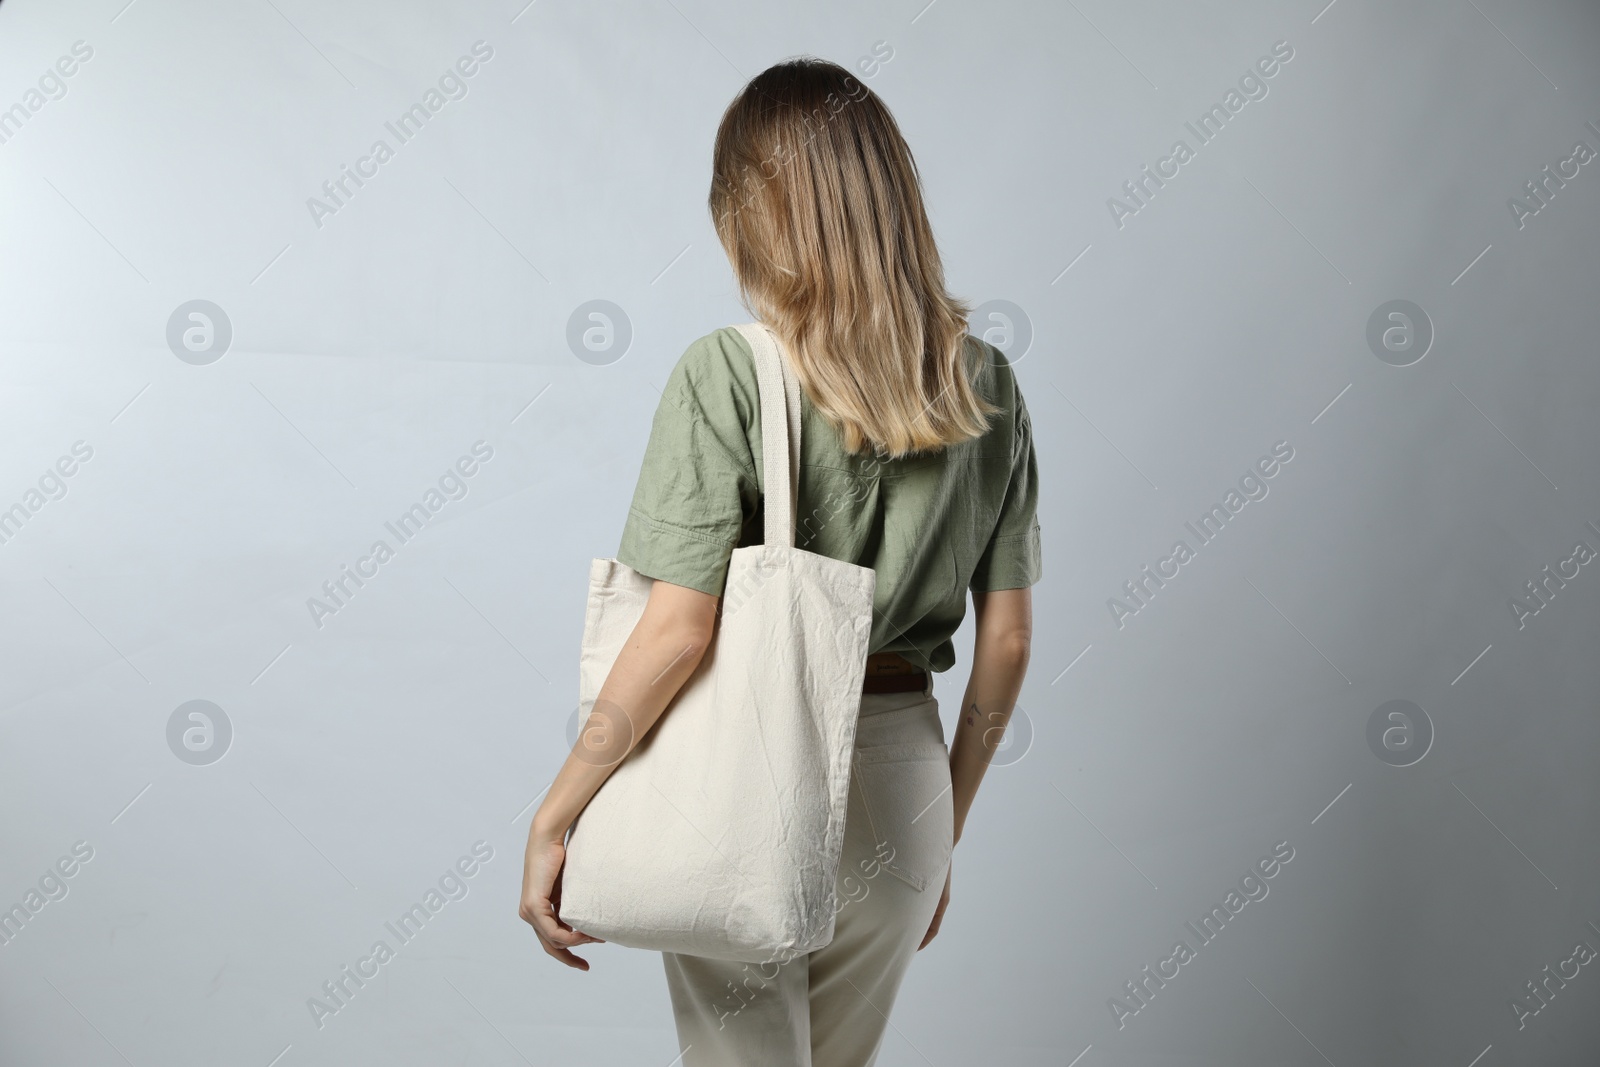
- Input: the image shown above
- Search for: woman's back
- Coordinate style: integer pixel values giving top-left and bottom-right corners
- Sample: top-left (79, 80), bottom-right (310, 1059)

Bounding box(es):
top-left (616, 325), bottom-right (1041, 673)
top-left (523, 56), bottom-right (1040, 1065)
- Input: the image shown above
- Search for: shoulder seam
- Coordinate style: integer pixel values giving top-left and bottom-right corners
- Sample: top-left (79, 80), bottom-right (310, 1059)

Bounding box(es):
top-left (657, 332), bottom-right (760, 480)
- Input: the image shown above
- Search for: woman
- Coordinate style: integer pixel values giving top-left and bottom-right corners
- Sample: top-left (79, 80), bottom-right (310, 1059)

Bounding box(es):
top-left (520, 56), bottom-right (1041, 1066)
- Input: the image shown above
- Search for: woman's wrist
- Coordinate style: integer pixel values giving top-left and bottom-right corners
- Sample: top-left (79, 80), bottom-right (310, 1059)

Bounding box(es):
top-left (530, 809), bottom-right (569, 844)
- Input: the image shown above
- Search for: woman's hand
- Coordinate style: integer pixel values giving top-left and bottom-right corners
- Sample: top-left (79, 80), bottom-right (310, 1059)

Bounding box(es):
top-left (519, 824), bottom-right (604, 969)
top-left (514, 580), bottom-right (716, 971)
top-left (918, 862), bottom-right (951, 950)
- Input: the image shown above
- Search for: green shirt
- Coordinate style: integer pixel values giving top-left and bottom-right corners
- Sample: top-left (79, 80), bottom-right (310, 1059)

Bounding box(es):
top-left (616, 326), bottom-right (1042, 673)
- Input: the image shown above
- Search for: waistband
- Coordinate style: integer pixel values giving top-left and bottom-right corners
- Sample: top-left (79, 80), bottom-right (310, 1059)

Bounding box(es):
top-left (863, 651), bottom-right (929, 695)
top-left (855, 686), bottom-right (944, 748)
top-left (858, 680), bottom-right (935, 718)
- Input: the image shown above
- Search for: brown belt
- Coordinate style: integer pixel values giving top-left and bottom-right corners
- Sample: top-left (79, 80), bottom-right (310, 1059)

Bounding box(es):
top-left (862, 651), bottom-right (927, 693)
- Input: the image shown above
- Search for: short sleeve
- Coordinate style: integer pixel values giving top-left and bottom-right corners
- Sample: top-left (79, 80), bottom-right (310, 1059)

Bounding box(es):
top-left (970, 388), bottom-right (1042, 592)
top-left (615, 332), bottom-right (762, 597)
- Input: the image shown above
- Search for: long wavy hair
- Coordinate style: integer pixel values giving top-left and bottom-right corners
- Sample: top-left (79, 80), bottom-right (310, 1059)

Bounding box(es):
top-left (709, 57), bottom-right (999, 458)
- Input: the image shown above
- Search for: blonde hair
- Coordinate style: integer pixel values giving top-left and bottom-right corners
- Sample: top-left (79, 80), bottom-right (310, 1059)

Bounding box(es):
top-left (709, 57), bottom-right (1000, 458)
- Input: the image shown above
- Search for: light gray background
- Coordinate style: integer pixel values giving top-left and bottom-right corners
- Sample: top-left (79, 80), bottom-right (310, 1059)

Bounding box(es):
top-left (2, 0), bottom-right (1598, 1064)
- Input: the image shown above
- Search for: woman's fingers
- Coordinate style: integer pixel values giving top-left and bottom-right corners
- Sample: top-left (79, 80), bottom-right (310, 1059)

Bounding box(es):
top-left (545, 883), bottom-right (606, 943)
top-left (541, 938), bottom-right (591, 970)
top-left (920, 909), bottom-right (945, 948)
top-left (541, 919), bottom-right (595, 947)
top-left (528, 900), bottom-right (577, 942)
top-left (520, 902), bottom-right (594, 968)
top-left (918, 865), bottom-right (952, 950)
top-left (518, 835), bottom-right (605, 966)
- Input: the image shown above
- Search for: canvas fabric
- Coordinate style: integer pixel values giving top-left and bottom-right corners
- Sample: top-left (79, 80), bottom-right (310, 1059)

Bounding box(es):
top-left (559, 322), bottom-right (878, 963)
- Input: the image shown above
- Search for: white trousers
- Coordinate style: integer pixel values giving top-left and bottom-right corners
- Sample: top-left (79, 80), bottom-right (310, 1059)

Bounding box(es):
top-left (661, 682), bottom-right (955, 1067)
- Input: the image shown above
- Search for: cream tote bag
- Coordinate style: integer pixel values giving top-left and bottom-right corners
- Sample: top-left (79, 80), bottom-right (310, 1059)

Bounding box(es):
top-left (558, 322), bottom-right (878, 964)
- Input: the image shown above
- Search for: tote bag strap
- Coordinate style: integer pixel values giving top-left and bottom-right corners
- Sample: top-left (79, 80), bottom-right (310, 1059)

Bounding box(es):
top-left (733, 322), bottom-right (802, 549)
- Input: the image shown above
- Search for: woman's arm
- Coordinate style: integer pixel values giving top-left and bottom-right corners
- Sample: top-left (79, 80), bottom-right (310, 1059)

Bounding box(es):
top-left (921, 586), bottom-right (1031, 950)
top-left (519, 578), bottom-right (718, 969)
top-left (949, 586), bottom-right (1032, 845)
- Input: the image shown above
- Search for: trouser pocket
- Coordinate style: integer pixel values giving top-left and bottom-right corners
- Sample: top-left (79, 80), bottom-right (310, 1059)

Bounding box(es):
top-left (849, 740), bottom-right (954, 893)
